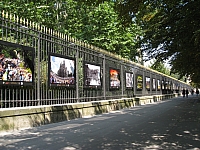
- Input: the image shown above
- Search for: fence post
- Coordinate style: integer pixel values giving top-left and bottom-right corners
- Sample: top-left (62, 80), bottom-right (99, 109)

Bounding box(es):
top-left (132, 66), bottom-right (138, 97)
top-left (103, 54), bottom-right (106, 99)
top-left (121, 62), bottom-right (124, 97)
top-left (76, 45), bottom-right (79, 102)
top-left (143, 68), bottom-right (145, 95)
top-left (37, 32), bottom-right (41, 105)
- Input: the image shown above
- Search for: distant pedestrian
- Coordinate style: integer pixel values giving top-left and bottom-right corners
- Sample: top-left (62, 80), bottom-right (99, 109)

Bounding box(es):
top-left (191, 89), bottom-right (194, 95)
top-left (182, 89), bottom-right (185, 98)
top-left (186, 89), bottom-right (189, 98)
top-left (196, 89), bottom-right (199, 96)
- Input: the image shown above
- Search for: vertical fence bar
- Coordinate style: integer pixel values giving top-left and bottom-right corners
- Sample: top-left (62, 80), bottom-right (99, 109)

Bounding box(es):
top-left (121, 62), bottom-right (124, 97)
top-left (37, 32), bottom-right (41, 105)
top-left (103, 54), bottom-right (106, 99)
top-left (0, 11), bottom-right (191, 109)
top-left (0, 89), bottom-right (2, 108)
top-left (22, 89), bottom-right (24, 107)
top-left (8, 89), bottom-right (10, 108)
top-left (12, 89), bottom-right (14, 107)
top-left (76, 46), bottom-right (79, 102)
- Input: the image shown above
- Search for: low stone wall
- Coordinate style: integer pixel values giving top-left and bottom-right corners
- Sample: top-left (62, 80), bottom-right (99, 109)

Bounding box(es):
top-left (0, 94), bottom-right (178, 133)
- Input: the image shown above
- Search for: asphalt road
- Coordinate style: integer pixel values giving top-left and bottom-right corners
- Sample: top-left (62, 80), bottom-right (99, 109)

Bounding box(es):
top-left (0, 96), bottom-right (200, 150)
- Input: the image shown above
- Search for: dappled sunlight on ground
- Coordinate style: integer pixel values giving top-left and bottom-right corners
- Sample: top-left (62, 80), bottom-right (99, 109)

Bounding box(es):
top-left (0, 96), bottom-right (200, 149)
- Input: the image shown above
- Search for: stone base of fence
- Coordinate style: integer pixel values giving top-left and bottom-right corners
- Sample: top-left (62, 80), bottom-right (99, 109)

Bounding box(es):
top-left (0, 94), bottom-right (178, 133)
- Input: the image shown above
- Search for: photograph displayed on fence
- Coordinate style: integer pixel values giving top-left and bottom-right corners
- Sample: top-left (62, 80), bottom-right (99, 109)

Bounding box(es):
top-left (125, 72), bottom-right (133, 89)
top-left (137, 75), bottom-right (143, 90)
top-left (152, 78), bottom-right (156, 90)
top-left (168, 81), bottom-right (171, 90)
top-left (172, 82), bottom-right (174, 90)
top-left (0, 40), bottom-right (34, 85)
top-left (173, 83), bottom-right (178, 90)
top-left (172, 82), bottom-right (175, 90)
top-left (109, 68), bottom-right (120, 89)
top-left (169, 81), bottom-right (172, 90)
top-left (157, 79), bottom-right (161, 90)
top-left (176, 84), bottom-right (179, 90)
top-left (84, 62), bottom-right (101, 89)
top-left (145, 76), bottom-right (150, 90)
top-left (49, 54), bottom-right (75, 87)
top-left (162, 80), bottom-right (165, 90)
top-left (165, 81), bottom-right (168, 89)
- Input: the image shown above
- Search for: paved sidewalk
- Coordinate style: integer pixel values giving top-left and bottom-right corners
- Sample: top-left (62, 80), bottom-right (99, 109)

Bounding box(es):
top-left (158, 95), bottom-right (200, 150)
top-left (161, 96), bottom-right (200, 149)
top-left (0, 95), bottom-right (200, 150)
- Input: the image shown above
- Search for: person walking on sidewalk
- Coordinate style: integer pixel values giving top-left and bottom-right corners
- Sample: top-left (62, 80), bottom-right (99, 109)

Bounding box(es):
top-left (186, 89), bottom-right (189, 98)
top-left (191, 89), bottom-right (194, 95)
top-left (182, 89), bottom-right (186, 97)
top-left (196, 88), bottom-right (199, 96)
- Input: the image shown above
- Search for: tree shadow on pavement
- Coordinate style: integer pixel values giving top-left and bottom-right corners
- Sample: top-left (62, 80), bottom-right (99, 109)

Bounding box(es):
top-left (0, 97), bottom-right (200, 150)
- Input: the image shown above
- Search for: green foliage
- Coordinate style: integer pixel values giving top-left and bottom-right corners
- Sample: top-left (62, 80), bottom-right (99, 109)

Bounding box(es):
top-left (149, 60), bottom-right (170, 76)
top-left (0, 0), bottom-right (142, 61)
top-left (64, 1), bottom-right (142, 59)
top-left (136, 0), bottom-right (200, 84)
top-left (74, 0), bottom-right (199, 83)
top-left (76, 0), bottom-right (143, 25)
top-left (148, 60), bottom-right (185, 81)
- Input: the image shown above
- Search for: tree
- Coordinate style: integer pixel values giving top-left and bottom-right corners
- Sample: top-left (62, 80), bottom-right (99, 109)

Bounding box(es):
top-left (0, 0), bottom-right (68, 31)
top-left (0, 0), bottom-right (142, 60)
top-left (76, 0), bottom-right (142, 25)
top-left (148, 60), bottom-right (170, 75)
top-left (148, 60), bottom-right (185, 81)
top-left (136, 0), bottom-right (200, 83)
top-left (76, 0), bottom-right (200, 84)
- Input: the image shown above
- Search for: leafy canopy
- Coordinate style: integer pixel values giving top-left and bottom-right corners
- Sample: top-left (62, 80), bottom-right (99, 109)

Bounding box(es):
top-left (2, 0), bottom-right (200, 84)
top-left (137, 0), bottom-right (200, 84)
top-left (77, 0), bottom-right (200, 84)
top-left (0, 0), bottom-right (142, 61)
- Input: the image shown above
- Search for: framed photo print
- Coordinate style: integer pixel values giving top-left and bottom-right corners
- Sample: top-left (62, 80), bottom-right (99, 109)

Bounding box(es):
top-left (152, 78), bottom-right (156, 90)
top-left (162, 80), bottom-right (165, 90)
top-left (84, 62), bottom-right (101, 89)
top-left (49, 53), bottom-right (75, 88)
top-left (145, 76), bottom-right (150, 90)
top-left (137, 75), bottom-right (143, 90)
top-left (165, 81), bottom-right (168, 89)
top-left (157, 79), bottom-right (161, 90)
top-left (109, 68), bottom-right (120, 90)
top-left (0, 40), bottom-right (34, 86)
top-left (126, 72), bottom-right (133, 89)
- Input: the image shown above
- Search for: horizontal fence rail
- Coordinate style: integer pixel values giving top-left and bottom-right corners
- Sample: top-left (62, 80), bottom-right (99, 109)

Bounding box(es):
top-left (0, 11), bottom-right (191, 109)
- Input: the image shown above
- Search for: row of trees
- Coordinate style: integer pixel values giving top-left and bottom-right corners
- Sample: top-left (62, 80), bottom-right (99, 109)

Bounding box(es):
top-left (0, 0), bottom-right (142, 61)
top-left (78, 0), bottom-right (200, 86)
top-left (1, 0), bottom-right (199, 86)
top-left (136, 0), bottom-right (200, 86)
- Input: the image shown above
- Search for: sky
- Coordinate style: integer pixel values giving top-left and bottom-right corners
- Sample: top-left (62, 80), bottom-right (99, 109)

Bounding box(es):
top-left (51, 56), bottom-right (74, 74)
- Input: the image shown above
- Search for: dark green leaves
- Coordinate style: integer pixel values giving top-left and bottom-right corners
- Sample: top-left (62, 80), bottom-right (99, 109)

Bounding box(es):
top-left (136, 0), bottom-right (200, 83)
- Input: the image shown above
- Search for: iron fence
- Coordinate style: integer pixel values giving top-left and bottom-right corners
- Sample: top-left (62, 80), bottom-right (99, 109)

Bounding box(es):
top-left (0, 11), bottom-right (191, 109)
